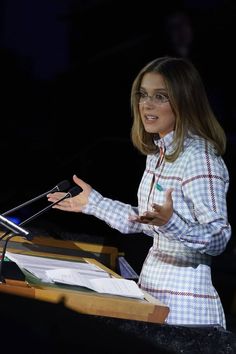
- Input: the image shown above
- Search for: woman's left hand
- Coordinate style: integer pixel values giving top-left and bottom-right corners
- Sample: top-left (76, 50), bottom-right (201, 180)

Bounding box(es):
top-left (130, 189), bottom-right (174, 226)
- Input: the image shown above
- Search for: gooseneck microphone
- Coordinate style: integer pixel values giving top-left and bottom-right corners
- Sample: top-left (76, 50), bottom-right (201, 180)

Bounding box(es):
top-left (0, 215), bottom-right (31, 239)
top-left (19, 185), bottom-right (82, 227)
top-left (0, 185), bottom-right (83, 282)
top-left (2, 180), bottom-right (70, 216)
top-left (0, 185), bottom-right (82, 242)
top-left (0, 217), bottom-right (32, 283)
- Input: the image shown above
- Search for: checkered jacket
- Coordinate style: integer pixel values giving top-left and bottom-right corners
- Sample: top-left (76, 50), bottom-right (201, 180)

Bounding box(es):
top-left (83, 131), bottom-right (231, 328)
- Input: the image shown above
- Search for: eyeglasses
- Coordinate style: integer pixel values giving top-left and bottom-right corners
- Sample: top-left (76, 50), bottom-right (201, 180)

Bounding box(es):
top-left (136, 91), bottom-right (169, 105)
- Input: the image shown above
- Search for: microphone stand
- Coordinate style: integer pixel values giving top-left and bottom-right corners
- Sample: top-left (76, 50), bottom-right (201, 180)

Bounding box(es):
top-left (0, 225), bottom-right (32, 283)
top-left (0, 232), bottom-right (24, 283)
top-left (19, 187), bottom-right (80, 227)
top-left (0, 186), bottom-right (82, 283)
top-left (2, 180), bottom-right (70, 216)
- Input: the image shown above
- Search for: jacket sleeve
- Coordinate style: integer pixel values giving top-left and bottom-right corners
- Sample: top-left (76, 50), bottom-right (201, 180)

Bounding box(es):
top-left (82, 189), bottom-right (144, 234)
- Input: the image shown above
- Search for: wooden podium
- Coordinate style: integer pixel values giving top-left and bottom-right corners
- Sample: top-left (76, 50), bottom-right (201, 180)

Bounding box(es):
top-left (0, 235), bottom-right (169, 324)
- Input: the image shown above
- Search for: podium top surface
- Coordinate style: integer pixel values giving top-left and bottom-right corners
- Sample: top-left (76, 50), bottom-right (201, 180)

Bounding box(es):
top-left (0, 234), bottom-right (169, 324)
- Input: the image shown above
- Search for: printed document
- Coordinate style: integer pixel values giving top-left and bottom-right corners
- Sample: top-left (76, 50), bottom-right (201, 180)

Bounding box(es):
top-left (5, 251), bottom-right (145, 299)
top-left (5, 251), bottom-right (110, 283)
top-left (46, 268), bottom-right (144, 299)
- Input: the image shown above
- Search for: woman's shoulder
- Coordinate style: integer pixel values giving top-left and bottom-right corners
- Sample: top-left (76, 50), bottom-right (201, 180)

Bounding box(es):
top-left (183, 135), bottom-right (229, 175)
top-left (184, 135), bottom-right (216, 157)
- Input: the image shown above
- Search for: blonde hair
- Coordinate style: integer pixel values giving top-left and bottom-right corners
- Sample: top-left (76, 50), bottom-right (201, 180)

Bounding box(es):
top-left (130, 56), bottom-right (226, 160)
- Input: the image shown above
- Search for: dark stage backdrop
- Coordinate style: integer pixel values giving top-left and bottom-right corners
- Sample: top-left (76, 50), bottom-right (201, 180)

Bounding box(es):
top-left (0, 0), bottom-right (236, 330)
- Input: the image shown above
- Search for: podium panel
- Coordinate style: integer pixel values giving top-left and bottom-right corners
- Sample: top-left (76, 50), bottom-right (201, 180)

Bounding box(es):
top-left (0, 235), bottom-right (169, 324)
top-left (1, 234), bottom-right (119, 270)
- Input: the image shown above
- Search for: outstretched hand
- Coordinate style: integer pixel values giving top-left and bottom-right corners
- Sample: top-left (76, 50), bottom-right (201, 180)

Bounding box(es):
top-left (130, 189), bottom-right (174, 226)
top-left (47, 175), bottom-right (92, 213)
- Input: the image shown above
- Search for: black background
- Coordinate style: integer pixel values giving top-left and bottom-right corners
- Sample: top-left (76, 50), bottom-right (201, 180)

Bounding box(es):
top-left (0, 0), bottom-right (236, 338)
top-left (0, 0), bottom-right (236, 287)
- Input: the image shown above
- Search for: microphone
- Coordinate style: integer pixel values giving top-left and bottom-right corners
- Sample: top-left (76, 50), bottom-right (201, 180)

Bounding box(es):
top-left (0, 185), bottom-right (82, 241)
top-left (19, 185), bottom-right (82, 227)
top-left (0, 215), bottom-right (32, 240)
top-left (0, 185), bottom-right (82, 283)
top-left (2, 180), bottom-right (70, 216)
top-left (0, 217), bottom-right (32, 283)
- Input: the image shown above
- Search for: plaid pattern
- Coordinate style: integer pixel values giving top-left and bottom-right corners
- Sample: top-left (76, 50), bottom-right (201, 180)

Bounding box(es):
top-left (84, 131), bottom-right (231, 328)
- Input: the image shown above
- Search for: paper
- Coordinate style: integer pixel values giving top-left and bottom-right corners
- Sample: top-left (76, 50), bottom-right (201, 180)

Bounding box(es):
top-left (5, 251), bottom-right (110, 283)
top-left (46, 268), bottom-right (144, 299)
top-left (5, 251), bottom-right (145, 299)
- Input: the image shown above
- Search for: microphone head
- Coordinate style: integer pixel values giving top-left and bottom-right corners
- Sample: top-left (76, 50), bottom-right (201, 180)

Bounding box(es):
top-left (67, 186), bottom-right (83, 197)
top-left (54, 180), bottom-right (71, 192)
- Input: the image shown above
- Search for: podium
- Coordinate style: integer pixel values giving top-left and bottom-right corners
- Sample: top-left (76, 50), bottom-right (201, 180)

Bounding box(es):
top-left (0, 234), bottom-right (169, 324)
top-left (1, 235), bottom-right (236, 354)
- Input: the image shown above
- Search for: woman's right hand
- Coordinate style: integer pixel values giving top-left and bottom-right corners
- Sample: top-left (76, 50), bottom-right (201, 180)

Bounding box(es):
top-left (47, 175), bottom-right (92, 213)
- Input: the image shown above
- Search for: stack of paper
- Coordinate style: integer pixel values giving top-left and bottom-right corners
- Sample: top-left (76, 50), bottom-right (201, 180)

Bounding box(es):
top-left (5, 251), bottom-right (144, 299)
top-left (46, 268), bottom-right (144, 299)
top-left (5, 251), bottom-right (110, 283)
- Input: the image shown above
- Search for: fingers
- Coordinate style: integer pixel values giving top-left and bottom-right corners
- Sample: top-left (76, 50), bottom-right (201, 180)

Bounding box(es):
top-left (47, 191), bottom-right (65, 202)
top-left (151, 203), bottom-right (161, 212)
top-left (133, 215), bottom-right (161, 225)
top-left (73, 175), bottom-right (87, 189)
top-left (165, 188), bottom-right (173, 203)
top-left (52, 198), bottom-right (72, 210)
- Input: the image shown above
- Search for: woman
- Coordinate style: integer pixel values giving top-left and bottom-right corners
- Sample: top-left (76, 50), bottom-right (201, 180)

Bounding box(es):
top-left (47, 56), bottom-right (231, 328)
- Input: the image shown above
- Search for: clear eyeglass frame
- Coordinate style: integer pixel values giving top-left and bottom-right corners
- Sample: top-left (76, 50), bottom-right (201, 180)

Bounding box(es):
top-left (136, 91), bottom-right (169, 105)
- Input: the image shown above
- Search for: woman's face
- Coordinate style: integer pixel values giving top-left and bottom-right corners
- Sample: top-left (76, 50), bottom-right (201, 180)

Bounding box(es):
top-left (138, 72), bottom-right (176, 137)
